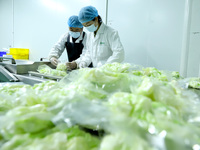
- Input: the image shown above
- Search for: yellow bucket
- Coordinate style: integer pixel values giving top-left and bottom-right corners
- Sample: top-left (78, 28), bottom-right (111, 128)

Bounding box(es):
top-left (11, 54), bottom-right (29, 60)
top-left (8, 48), bottom-right (29, 60)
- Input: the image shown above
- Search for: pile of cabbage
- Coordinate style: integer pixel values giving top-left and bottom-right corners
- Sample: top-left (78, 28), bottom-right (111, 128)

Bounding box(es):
top-left (37, 63), bottom-right (67, 77)
top-left (0, 62), bottom-right (200, 150)
top-left (189, 78), bottom-right (200, 89)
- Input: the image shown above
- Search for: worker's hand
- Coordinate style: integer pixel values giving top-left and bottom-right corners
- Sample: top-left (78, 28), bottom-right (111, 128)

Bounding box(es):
top-left (78, 61), bottom-right (87, 68)
top-left (66, 61), bottom-right (77, 70)
top-left (50, 57), bottom-right (58, 66)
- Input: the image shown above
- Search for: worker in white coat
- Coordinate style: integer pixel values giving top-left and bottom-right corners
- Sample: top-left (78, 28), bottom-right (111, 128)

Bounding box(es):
top-left (68, 6), bottom-right (124, 69)
top-left (48, 15), bottom-right (88, 69)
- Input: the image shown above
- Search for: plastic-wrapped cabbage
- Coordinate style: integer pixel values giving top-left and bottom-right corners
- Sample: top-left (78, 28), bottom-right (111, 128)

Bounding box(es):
top-left (142, 67), bottom-right (168, 81)
top-left (99, 62), bottom-right (131, 73)
top-left (142, 67), bottom-right (162, 77)
top-left (37, 64), bottom-right (67, 77)
top-left (56, 63), bottom-right (67, 72)
top-left (132, 67), bottom-right (182, 82)
top-left (171, 71), bottom-right (182, 79)
top-left (99, 117), bottom-right (156, 150)
top-left (1, 132), bottom-right (68, 150)
top-left (0, 94), bottom-right (15, 113)
top-left (134, 77), bottom-right (187, 112)
top-left (0, 84), bottom-right (39, 110)
top-left (1, 134), bottom-right (32, 150)
top-left (32, 81), bottom-right (58, 92)
top-left (100, 133), bottom-right (155, 150)
top-left (1, 126), bottom-right (100, 150)
top-left (37, 65), bottom-right (52, 74)
top-left (189, 78), bottom-right (200, 89)
top-left (99, 120), bottom-right (200, 150)
top-left (64, 81), bottom-right (108, 100)
top-left (52, 98), bottom-right (110, 130)
top-left (132, 70), bottom-right (143, 76)
top-left (107, 92), bottom-right (152, 116)
top-left (66, 136), bottom-right (100, 150)
top-left (0, 84), bottom-right (32, 95)
top-left (51, 69), bottom-right (67, 77)
top-left (69, 67), bottom-right (132, 93)
top-left (103, 101), bottom-right (200, 150)
top-left (0, 104), bottom-right (54, 139)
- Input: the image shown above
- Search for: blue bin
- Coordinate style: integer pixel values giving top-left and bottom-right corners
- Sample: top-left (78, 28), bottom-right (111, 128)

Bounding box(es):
top-left (0, 51), bottom-right (7, 57)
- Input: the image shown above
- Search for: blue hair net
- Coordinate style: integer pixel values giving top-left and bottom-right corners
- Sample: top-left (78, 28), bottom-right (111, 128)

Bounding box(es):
top-left (68, 15), bottom-right (83, 28)
top-left (78, 6), bottom-right (98, 23)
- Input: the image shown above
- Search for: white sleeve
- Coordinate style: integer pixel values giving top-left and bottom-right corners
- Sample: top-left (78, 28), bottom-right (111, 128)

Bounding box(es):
top-left (106, 31), bottom-right (125, 63)
top-left (48, 33), bottom-right (68, 60)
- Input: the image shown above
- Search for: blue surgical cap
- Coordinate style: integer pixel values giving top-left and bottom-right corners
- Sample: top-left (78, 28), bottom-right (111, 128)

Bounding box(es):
top-left (78, 6), bottom-right (98, 24)
top-left (68, 15), bottom-right (83, 28)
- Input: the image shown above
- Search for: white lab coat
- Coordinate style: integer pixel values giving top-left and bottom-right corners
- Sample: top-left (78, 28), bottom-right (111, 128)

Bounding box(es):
top-left (80, 22), bottom-right (124, 68)
top-left (48, 32), bottom-right (87, 63)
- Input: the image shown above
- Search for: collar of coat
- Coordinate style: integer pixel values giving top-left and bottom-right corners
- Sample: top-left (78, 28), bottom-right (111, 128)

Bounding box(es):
top-left (96, 22), bottom-right (106, 35)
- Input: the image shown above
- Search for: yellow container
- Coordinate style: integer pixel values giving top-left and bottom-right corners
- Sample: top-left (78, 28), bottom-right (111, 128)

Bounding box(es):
top-left (8, 48), bottom-right (29, 60)
top-left (11, 54), bottom-right (29, 60)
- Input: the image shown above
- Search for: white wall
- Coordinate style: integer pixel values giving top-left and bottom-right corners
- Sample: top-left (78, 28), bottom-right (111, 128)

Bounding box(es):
top-left (186, 0), bottom-right (200, 77)
top-left (0, 0), bottom-right (13, 48)
top-left (107, 0), bottom-right (186, 72)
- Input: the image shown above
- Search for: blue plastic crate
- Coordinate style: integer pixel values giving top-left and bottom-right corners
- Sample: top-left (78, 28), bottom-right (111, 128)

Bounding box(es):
top-left (0, 51), bottom-right (7, 57)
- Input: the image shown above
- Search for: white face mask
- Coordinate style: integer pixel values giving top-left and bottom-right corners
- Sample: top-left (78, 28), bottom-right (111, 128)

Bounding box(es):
top-left (69, 31), bottom-right (81, 38)
top-left (85, 24), bottom-right (98, 32)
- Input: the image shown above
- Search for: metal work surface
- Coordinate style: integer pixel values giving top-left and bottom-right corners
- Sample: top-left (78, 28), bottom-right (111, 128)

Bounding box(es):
top-left (0, 66), bottom-right (19, 82)
top-left (0, 58), bottom-right (58, 85)
top-left (28, 71), bottom-right (62, 81)
top-left (0, 57), bottom-right (16, 64)
top-left (14, 74), bottom-right (51, 86)
top-left (0, 59), bottom-right (55, 74)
